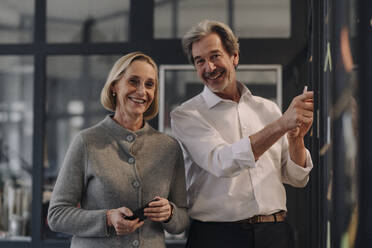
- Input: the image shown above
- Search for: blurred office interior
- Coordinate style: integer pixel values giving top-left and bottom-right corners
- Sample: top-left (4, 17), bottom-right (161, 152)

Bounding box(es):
top-left (0, 0), bottom-right (371, 247)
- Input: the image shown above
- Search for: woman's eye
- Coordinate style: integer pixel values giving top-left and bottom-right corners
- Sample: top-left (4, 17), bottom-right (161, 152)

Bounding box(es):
top-left (129, 79), bottom-right (138, 84)
top-left (146, 82), bottom-right (155, 88)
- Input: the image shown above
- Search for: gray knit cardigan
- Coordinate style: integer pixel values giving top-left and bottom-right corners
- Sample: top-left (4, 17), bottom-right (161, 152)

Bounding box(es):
top-left (48, 115), bottom-right (189, 248)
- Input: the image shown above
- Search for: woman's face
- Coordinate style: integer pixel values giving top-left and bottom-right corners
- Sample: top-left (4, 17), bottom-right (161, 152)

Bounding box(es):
top-left (112, 60), bottom-right (156, 118)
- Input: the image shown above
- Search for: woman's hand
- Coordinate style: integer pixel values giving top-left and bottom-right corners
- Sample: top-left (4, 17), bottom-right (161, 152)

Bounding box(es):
top-left (143, 197), bottom-right (172, 222)
top-left (106, 207), bottom-right (144, 235)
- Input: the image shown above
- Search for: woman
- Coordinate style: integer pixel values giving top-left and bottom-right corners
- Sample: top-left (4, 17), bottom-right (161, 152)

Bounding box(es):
top-left (48, 52), bottom-right (189, 248)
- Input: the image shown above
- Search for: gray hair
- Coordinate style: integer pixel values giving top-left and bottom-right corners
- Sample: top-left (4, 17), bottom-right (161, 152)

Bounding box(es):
top-left (182, 20), bottom-right (240, 64)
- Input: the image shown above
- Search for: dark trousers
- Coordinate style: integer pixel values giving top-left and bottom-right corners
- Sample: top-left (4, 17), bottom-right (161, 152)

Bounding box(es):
top-left (186, 219), bottom-right (294, 248)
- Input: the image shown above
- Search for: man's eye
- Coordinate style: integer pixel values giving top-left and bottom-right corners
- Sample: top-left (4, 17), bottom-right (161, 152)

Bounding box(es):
top-left (195, 59), bottom-right (204, 65)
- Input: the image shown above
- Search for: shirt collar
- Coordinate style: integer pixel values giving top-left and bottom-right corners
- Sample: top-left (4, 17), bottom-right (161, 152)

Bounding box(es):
top-left (201, 82), bottom-right (252, 109)
top-left (238, 82), bottom-right (252, 100)
top-left (201, 86), bottom-right (222, 109)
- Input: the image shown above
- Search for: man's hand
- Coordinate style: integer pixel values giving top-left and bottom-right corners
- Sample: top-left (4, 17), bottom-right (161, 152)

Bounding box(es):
top-left (106, 207), bottom-right (144, 235)
top-left (280, 91), bottom-right (314, 135)
top-left (249, 90), bottom-right (313, 162)
top-left (284, 89), bottom-right (314, 167)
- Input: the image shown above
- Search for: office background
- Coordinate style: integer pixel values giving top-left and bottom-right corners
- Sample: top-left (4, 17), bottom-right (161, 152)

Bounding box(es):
top-left (1, 0), bottom-right (371, 247)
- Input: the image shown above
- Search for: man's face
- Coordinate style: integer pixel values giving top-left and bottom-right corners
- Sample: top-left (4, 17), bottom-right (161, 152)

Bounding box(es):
top-left (192, 33), bottom-right (239, 95)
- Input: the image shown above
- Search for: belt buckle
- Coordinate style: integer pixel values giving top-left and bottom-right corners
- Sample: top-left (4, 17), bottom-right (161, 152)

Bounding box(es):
top-left (249, 215), bottom-right (259, 224)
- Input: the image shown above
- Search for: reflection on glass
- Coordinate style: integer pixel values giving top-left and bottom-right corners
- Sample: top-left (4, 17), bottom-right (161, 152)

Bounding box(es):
top-left (154, 0), bottom-right (290, 39)
top-left (154, 0), bottom-right (227, 38)
top-left (0, 0), bottom-right (34, 43)
top-left (47, 0), bottom-right (130, 43)
top-left (159, 65), bottom-right (281, 135)
top-left (43, 55), bottom-right (119, 239)
top-left (234, 0), bottom-right (290, 38)
top-left (0, 56), bottom-right (33, 240)
top-left (328, 0), bottom-right (359, 245)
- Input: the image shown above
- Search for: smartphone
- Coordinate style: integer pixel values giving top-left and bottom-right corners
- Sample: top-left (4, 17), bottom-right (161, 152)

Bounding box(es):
top-left (124, 198), bottom-right (159, 221)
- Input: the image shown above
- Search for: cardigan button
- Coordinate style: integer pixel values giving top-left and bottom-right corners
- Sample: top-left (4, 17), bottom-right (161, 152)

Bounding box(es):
top-left (132, 180), bottom-right (140, 188)
top-left (128, 157), bottom-right (135, 164)
top-left (126, 135), bottom-right (134, 142)
top-left (132, 240), bottom-right (139, 246)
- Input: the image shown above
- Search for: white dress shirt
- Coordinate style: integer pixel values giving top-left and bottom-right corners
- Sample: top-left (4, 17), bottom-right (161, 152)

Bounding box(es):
top-left (170, 82), bottom-right (313, 222)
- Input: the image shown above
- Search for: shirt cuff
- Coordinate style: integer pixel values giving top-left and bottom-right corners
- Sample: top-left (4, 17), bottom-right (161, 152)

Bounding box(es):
top-left (231, 137), bottom-right (256, 169)
top-left (286, 149), bottom-right (313, 181)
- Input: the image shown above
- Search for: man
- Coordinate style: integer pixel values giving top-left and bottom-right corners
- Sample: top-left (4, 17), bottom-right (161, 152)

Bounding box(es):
top-left (170, 20), bottom-right (314, 248)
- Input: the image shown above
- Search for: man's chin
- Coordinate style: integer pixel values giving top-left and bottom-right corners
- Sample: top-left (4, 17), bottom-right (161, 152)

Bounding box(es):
top-left (209, 87), bottom-right (222, 93)
top-left (207, 82), bottom-right (227, 93)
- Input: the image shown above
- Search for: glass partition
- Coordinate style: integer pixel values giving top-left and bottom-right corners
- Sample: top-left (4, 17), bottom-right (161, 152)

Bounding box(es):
top-left (154, 0), bottom-right (227, 38)
top-left (47, 0), bottom-right (130, 43)
top-left (328, 0), bottom-right (359, 246)
top-left (0, 0), bottom-right (34, 43)
top-left (0, 56), bottom-right (33, 240)
top-left (234, 0), bottom-right (290, 38)
top-left (154, 0), bottom-right (290, 39)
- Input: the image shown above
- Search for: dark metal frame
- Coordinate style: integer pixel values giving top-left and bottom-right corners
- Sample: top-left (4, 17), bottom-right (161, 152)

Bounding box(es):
top-left (356, 0), bottom-right (372, 246)
top-left (0, 0), bottom-right (326, 247)
top-left (308, 0), bottom-right (330, 248)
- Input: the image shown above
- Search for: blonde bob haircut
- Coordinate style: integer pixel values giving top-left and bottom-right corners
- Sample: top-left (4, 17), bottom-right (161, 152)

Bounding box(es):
top-left (100, 52), bottom-right (159, 120)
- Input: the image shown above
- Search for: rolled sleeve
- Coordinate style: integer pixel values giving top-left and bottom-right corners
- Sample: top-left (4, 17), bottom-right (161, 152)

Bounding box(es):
top-left (231, 137), bottom-right (257, 169)
top-left (171, 109), bottom-right (256, 178)
top-left (284, 149), bottom-right (313, 187)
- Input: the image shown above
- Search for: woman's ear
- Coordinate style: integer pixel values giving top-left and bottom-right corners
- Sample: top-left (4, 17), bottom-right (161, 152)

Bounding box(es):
top-left (110, 83), bottom-right (116, 94)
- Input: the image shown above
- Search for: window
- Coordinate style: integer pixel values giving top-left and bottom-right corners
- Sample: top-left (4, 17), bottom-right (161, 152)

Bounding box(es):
top-left (0, 0), bottom-right (34, 43)
top-left (47, 0), bottom-right (130, 43)
top-left (0, 56), bottom-right (33, 240)
top-left (154, 0), bottom-right (290, 39)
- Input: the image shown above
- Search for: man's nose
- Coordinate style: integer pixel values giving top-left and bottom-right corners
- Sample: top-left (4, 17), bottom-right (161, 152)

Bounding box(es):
top-left (205, 60), bottom-right (216, 72)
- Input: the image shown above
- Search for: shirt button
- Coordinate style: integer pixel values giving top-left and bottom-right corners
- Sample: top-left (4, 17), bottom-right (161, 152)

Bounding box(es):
top-left (128, 157), bottom-right (135, 164)
top-left (126, 135), bottom-right (134, 142)
top-left (132, 240), bottom-right (139, 246)
top-left (132, 180), bottom-right (140, 188)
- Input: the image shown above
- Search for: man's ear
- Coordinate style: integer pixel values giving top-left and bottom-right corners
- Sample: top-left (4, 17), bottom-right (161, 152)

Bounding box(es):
top-left (233, 52), bottom-right (239, 68)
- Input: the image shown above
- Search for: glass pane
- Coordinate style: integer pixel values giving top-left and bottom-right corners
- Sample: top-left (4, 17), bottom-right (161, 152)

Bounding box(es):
top-left (43, 55), bottom-right (119, 239)
top-left (154, 0), bottom-right (227, 39)
top-left (47, 0), bottom-right (130, 43)
top-left (234, 0), bottom-right (290, 38)
top-left (154, 0), bottom-right (290, 39)
top-left (159, 65), bottom-right (281, 135)
top-left (0, 56), bottom-right (33, 240)
top-left (0, 0), bottom-right (34, 43)
top-left (328, 0), bottom-right (359, 245)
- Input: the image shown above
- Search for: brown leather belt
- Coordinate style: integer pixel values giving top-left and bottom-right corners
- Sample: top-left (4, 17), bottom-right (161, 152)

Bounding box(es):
top-left (192, 211), bottom-right (287, 228)
top-left (236, 211), bottom-right (287, 224)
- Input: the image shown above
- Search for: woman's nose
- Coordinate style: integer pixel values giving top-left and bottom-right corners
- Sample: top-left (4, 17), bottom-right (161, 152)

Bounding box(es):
top-left (136, 83), bottom-right (145, 95)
